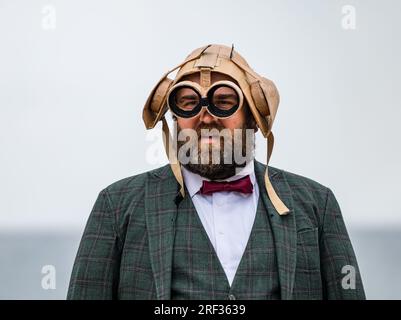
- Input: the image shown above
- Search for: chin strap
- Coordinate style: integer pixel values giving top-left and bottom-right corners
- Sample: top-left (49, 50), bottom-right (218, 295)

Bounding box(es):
top-left (265, 132), bottom-right (290, 215)
top-left (161, 117), bottom-right (185, 198)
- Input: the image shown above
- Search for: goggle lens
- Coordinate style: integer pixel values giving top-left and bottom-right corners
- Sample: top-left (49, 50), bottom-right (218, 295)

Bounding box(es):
top-left (173, 87), bottom-right (200, 111)
top-left (210, 85), bottom-right (239, 111)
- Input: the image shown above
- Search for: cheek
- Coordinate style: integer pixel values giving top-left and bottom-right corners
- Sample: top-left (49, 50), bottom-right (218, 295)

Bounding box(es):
top-left (176, 117), bottom-right (198, 129)
top-left (220, 111), bottom-right (246, 129)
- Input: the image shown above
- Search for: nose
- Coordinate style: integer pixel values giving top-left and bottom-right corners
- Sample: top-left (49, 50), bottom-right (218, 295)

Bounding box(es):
top-left (199, 107), bottom-right (219, 124)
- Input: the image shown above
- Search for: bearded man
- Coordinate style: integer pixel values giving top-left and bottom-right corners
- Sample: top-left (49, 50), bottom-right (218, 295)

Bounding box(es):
top-left (67, 44), bottom-right (365, 300)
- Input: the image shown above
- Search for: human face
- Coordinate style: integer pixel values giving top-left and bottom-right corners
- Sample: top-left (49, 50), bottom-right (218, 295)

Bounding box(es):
top-left (175, 72), bottom-right (247, 136)
top-left (174, 72), bottom-right (256, 180)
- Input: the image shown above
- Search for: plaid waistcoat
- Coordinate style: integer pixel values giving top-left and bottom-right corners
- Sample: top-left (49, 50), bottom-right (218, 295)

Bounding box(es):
top-left (171, 188), bottom-right (280, 300)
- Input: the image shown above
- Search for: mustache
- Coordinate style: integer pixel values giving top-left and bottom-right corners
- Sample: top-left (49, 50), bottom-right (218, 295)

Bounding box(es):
top-left (178, 124), bottom-right (232, 138)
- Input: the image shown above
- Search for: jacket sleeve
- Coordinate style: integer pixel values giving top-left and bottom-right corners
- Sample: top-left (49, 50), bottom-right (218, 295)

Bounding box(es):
top-left (67, 189), bottom-right (122, 300)
top-left (319, 188), bottom-right (366, 299)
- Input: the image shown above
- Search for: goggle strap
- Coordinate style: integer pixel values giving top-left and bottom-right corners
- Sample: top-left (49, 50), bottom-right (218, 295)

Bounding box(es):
top-left (200, 68), bottom-right (211, 88)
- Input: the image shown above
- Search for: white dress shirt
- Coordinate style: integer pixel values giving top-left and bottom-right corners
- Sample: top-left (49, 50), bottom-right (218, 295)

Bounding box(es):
top-left (180, 160), bottom-right (260, 286)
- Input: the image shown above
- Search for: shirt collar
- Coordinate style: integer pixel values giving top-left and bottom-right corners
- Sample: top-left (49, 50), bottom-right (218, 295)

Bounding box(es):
top-left (181, 160), bottom-right (257, 198)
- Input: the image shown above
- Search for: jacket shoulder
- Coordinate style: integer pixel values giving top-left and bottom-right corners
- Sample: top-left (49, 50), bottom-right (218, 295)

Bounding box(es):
top-left (277, 166), bottom-right (329, 194)
top-left (96, 164), bottom-right (172, 229)
top-left (261, 159), bottom-right (330, 194)
top-left (103, 163), bottom-right (171, 195)
top-left (266, 164), bottom-right (333, 229)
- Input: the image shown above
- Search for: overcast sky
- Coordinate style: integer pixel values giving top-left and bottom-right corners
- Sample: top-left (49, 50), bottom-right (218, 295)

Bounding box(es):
top-left (1, 0), bottom-right (400, 231)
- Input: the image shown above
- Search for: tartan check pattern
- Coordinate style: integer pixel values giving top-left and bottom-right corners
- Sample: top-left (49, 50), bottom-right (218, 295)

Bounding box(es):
top-left (67, 160), bottom-right (366, 300)
top-left (170, 184), bottom-right (280, 299)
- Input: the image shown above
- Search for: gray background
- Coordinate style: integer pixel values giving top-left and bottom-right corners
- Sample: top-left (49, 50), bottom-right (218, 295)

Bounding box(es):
top-left (0, 0), bottom-right (400, 299)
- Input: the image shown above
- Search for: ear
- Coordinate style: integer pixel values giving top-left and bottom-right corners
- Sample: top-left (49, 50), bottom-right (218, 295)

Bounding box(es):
top-left (251, 117), bottom-right (258, 132)
top-left (244, 103), bottom-right (258, 132)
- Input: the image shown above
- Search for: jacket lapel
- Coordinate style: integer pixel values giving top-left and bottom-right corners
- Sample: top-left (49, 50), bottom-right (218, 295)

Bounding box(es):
top-left (144, 164), bottom-right (179, 300)
top-left (254, 160), bottom-right (297, 300)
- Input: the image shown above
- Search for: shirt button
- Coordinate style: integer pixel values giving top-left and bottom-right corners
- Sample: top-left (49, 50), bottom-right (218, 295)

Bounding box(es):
top-left (228, 294), bottom-right (236, 300)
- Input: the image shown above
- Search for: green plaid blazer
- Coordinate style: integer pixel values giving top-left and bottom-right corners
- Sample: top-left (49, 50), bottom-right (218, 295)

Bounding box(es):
top-left (67, 160), bottom-right (365, 300)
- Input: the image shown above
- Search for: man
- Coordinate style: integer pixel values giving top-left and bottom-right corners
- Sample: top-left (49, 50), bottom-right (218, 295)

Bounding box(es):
top-left (67, 44), bottom-right (365, 300)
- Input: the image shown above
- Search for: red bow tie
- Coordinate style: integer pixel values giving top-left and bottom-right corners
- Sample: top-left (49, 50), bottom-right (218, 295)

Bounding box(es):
top-left (199, 175), bottom-right (254, 195)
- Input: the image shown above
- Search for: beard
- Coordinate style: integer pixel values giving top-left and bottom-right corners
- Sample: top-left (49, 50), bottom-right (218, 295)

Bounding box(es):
top-left (175, 121), bottom-right (256, 180)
